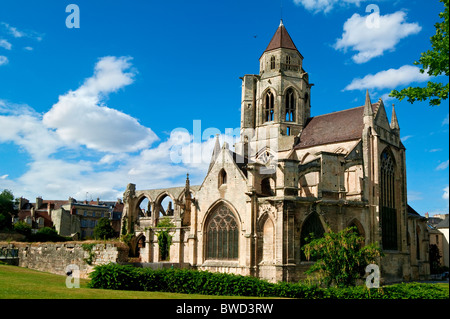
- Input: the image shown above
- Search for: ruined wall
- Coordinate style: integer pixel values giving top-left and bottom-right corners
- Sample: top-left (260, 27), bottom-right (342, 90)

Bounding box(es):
top-left (0, 241), bottom-right (129, 279)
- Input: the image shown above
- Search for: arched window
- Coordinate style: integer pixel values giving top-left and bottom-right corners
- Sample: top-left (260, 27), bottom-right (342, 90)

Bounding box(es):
top-left (219, 169), bottom-right (227, 187)
top-left (270, 56), bottom-right (275, 69)
top-left (285, 89), bottom-right (295, 122)
top-left (265, 91), bottom-right (274, 122)
top-left (300, 212), bottom-right (325, 261)
top-left (380, 149), bottom-right (397, 250)
top-left (205, 204), bottom-right (239, 260)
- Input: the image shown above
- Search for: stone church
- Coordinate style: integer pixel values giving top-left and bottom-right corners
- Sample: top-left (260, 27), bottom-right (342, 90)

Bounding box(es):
top-left (121, 21), bottom-right (430, 283)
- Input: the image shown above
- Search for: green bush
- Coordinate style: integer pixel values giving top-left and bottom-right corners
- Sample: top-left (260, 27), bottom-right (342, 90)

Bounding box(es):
top-left (13, 221), bottom-right (32, 236)
top-left (27, 227), bottom-right (70, 242)
top-left (88, 263), bottom-right (449, 299)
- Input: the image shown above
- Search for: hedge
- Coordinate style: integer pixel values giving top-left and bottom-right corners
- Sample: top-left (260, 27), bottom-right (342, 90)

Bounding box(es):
top-left (88, 263), bottom-right (449, 299)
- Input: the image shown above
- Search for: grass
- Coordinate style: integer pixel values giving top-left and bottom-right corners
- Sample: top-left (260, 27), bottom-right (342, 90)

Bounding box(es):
top-left (0, 264), bottom-right (261, 299)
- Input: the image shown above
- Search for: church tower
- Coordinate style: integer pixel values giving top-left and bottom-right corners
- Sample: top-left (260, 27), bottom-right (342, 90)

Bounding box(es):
top-left (236, 20), bottom-right (313, 161)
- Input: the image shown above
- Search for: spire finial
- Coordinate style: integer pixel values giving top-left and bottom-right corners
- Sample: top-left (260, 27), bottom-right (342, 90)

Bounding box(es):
top-left (390, 104), bottom-right (400, 130)
top-left (364, 90), bottom-right (373, 116)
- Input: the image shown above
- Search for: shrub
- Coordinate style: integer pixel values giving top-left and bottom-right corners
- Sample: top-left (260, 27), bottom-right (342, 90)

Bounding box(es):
top-left (27, 227), bottom-right (70, 242)
top-left (13, 221), bottom-right (32, 237)
top-left (88, 263), bottom-right (449, 299)
top-left (303, 226), bottom-right (383, 287)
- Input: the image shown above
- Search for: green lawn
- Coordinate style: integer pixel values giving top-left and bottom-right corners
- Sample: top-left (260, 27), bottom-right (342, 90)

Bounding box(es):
top-left (0, 264), bottom-right (258, 299)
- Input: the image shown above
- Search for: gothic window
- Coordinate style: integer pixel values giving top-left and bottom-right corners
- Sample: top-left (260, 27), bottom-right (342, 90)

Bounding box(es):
top-left (380, 149), bottom-right (397, 250)
top-left (205, 205), bottom-right (239, 260)
top-left (264, 91), bottom-right (274, 122)
top-left (219, 169), bottom-right (227, 187)
top-left (270, 56), bottom-right (275, 69)
top-left (286, 55), bottom-right (291, 65)
top-left (285, 89), bottom-right (295, 122)
top-left (300, 212), bottom-right (324, 261)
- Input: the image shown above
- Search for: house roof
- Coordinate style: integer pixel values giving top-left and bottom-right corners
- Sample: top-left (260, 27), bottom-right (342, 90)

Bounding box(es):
top-left (436, 215), bottom-right (449, 228)
top-left (263, 20), bottom-right (298, 53)
top-left (294, 103), bottom-right (379, 150)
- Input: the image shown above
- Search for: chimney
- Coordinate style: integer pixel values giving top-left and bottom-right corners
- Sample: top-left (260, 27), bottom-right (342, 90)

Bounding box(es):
top-left (36, 197), bottom-right (43, 210)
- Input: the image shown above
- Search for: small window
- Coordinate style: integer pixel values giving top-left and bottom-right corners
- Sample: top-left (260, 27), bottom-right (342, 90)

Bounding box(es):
top-left (286, 55), bottom-right (291, 65)
top-left (270, 56), bottom-right (275, 69)
top-left (219, 169), bottom-right (227, 187)
top-left (286, 126), bottom-right (291, 136)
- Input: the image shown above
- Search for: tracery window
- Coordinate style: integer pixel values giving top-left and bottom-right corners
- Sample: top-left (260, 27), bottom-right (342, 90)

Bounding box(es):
top-left (285, 89), bottom-right (295, 122)
top-left (380, 149), bottom-right (397, 250)
top-left (205, 205), bottom-right (239, 260)
top-left (264, 91), bottom-right (274, 122)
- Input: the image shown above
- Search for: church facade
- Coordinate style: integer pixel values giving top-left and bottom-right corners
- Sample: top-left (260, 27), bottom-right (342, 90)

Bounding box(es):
top-left (121, 21), bottom-right (430, 283)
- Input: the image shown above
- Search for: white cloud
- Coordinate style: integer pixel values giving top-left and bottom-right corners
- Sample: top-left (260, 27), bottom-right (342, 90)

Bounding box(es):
top-left (443, 186), bottom-right (449, 200)
top-left (293, 0), bottom-right (370, 14)
top-left (24, 46), bottom-right (33, 51)
top-left (344, 65), bottom-right (430, 91)
top-left (334, 11), bottom-right (421, 63)
top-left (1, 22), bottom-right (42, 41)
top-left (436, 160), bottom-right (449, 171)
top-left (0, 55), bottom-right (243, 201)
top-left (0, 101), bottom-right (64, 159)
top-left (0, 56), bottom-right (8, 66)
top-left (401, 135), bottom-right (413, 142)
top-left (442, 114), bottom-right (449, 126)
top-left (43, 56), bottom-right (158, 153)
top-left (0, 39), bottom-right (12, 50)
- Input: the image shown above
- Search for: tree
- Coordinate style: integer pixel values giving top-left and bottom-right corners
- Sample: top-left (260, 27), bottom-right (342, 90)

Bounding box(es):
top-left (390, 0), bottom-right (449, 106)
top-left (0, 189), bottom-right (15, 230)
top-left (302, 226), bottom-right (383, 288)
top-left (155, 217), bottom-right (175, 261)
top-left (93, 217), bottom-right (115, 240)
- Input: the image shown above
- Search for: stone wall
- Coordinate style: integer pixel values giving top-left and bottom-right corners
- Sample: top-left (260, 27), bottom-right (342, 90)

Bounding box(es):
top-left (0, 241), bottom-right (129, 279)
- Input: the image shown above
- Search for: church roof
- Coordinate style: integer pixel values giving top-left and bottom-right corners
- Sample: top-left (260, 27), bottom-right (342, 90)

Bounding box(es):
top-left (264, 20), bottom-right (298, 53)
top-left (294, 103), bottom-right (379, 150)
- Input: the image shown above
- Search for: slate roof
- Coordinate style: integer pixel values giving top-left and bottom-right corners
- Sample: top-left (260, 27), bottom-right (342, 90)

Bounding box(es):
top-left (294, 103), bottom-right (379, 150)
top-left (436, 215), bottom-right (449, 228)
top-left (263, 20), bottom-right (299, 53)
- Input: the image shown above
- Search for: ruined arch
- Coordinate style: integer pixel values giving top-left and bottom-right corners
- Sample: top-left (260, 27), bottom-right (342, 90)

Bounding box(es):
top-left (135, 194), bottom-right (153, 217)
top-left (154, 191), bottom-right (176, 218)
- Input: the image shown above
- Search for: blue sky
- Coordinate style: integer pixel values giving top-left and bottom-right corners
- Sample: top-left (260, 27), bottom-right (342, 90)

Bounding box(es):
top-left (0, 0), bottom-right (448, 216)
